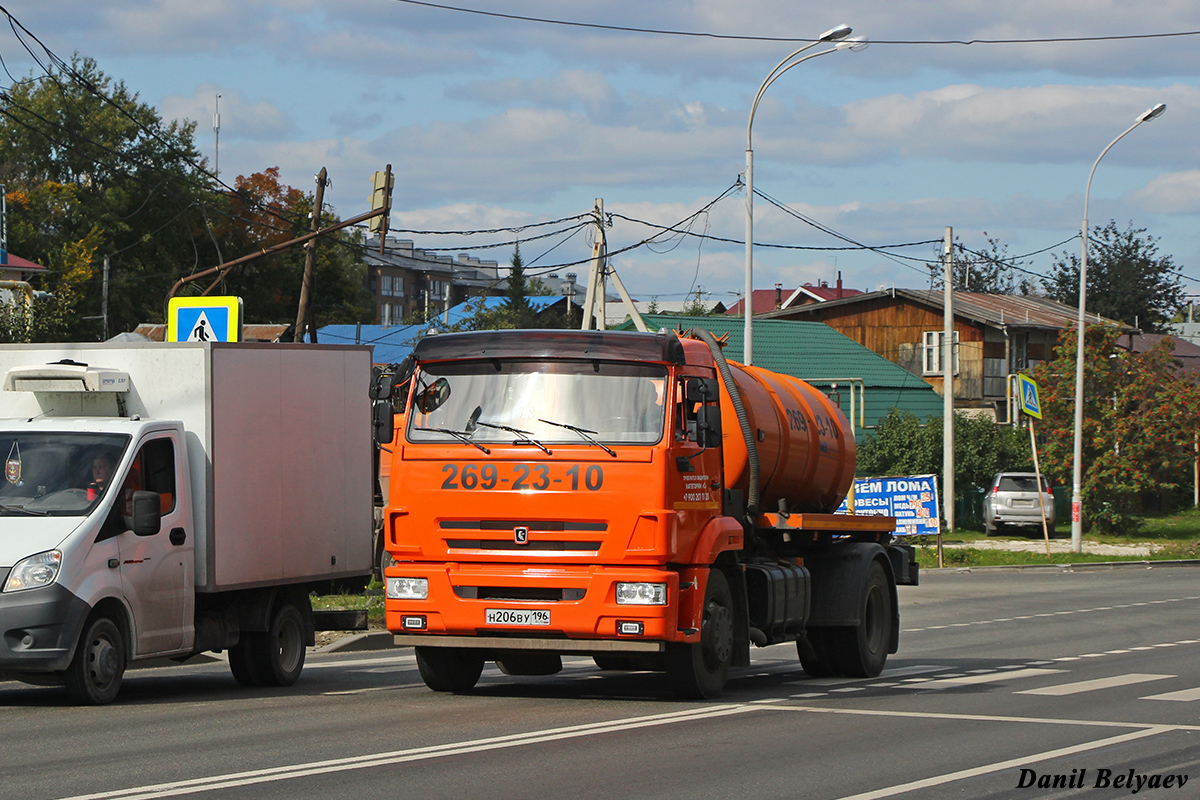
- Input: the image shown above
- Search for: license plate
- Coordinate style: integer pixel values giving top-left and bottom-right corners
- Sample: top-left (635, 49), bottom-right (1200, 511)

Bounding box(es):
top-left (486, 608), bottom-right (551, 626)
top-left (1013, 499), bottom-right (1034, 507)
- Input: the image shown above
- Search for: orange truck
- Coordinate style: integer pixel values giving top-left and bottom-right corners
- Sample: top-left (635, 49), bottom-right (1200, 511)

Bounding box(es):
top-left (374, 328), bottom-right (918, 698)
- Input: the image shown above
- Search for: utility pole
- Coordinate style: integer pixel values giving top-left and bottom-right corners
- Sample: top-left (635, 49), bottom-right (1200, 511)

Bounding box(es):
top-left (579, 199), bottom-right (647, 332)
top-left (102, 256), bottom-right (110, 341)
top-left (294, 167), bottom-right (327, 343)
top-left (213, 94), bottom-right (221, 180)
top-left (942, 226), bottom-right (955, 541)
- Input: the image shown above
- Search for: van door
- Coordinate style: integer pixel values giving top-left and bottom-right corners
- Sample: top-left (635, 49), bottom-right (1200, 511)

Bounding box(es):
top-left (116, 434), bottom-right (192, 655)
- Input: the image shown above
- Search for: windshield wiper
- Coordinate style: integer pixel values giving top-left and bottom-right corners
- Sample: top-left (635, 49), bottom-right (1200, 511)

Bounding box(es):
top-left (414, 427), bottom-right (491, 455)
top-left (0, 503), bottom-right (50, 517)
top-left (476, 422), bottom-right (552, 455)
top-left (538, 418), bottom-right (617, 457)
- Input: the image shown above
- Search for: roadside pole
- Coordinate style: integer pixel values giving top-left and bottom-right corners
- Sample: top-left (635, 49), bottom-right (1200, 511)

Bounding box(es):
top-left (1029, 420), bottom-right (1051, 556)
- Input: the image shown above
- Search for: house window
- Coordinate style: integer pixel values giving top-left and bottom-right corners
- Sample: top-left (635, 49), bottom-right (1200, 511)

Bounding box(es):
top-left (923, 331), bottom-right (959, 376)
top-left (380, 275), bottom-right (405, 297)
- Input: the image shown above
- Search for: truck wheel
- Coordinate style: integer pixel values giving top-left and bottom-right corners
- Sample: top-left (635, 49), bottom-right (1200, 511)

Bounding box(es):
top-left (830, 561), bottom-right (891, 678)
top-left (797, 628), bottom-right (837, 678)
top-left (666, 568), bottom-right (733, 699)
top-left (256, 602), bottom-right (307, 687)
top-left (65, 615), bottom-right (125, 705)
top-left (415, 646), bottom-right (485, 692)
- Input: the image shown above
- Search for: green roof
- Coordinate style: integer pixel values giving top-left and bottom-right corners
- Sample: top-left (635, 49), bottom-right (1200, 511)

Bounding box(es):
top-left (617, 314), bottom-right (944, 435)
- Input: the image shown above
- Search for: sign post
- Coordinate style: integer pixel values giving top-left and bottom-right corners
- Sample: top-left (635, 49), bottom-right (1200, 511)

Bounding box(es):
top-left (1017, 374), bottom-right (1052, 555)
top-left (167, 297), bottom-right (244, 343)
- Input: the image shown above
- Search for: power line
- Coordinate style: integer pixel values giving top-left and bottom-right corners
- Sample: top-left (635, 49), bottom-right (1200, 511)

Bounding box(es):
top-left (387, 0), bottom-right (1200, 47)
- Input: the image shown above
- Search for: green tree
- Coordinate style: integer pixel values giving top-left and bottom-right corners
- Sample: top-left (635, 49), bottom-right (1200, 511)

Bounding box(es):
top-left (1030, 327), bottom-right (1200, 533)
top-left (0, 55), bottom-right (218, 338)
top-left (857, 408), bottom-right (1031, 495)
top-left (928, 234), bottom-right (1036, 294)
top-left (503, 244), bottom-right (536, 327)
top-left (1043, 221), bottom-right (1185, 333)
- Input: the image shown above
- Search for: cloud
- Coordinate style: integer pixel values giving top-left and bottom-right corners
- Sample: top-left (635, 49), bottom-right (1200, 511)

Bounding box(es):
top-left (1128, 170), bottom-right (1200, 214)
top-left (159, 85), bottom-right (293, 142)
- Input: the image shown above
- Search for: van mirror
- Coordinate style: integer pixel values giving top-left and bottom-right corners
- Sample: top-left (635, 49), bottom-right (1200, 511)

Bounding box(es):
top-left (131, 491), bottom-right (161, 536)
top-left (373, 400), bottom-right (396, 444)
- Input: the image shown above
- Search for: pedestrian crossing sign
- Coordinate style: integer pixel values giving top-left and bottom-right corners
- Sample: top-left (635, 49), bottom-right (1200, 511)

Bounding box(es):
top-left (1017, 373), bottom-right (1042, 419)
top-left (167, 296), bottom-right (243, 343)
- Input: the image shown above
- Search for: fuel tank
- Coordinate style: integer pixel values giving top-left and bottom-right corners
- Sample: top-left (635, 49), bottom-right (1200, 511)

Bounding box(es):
top-left (717, 361), bottom-right (856, 514)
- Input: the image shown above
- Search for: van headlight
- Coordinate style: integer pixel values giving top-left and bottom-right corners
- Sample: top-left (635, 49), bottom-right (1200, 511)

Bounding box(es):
top-left (4, 550), bottom-right (62, 592)
top-left (386, 577), bottom-right (428, 600)
top-left (616, 582), bottom-right (668, 605)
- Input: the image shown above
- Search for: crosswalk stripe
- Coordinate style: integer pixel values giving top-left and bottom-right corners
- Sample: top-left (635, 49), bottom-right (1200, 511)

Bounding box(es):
top-left (1141, 686), bottom-right (1200, 702)
top-left (897, 668), bottom-right (1061, 690)
top-left (1016, 673), bottom-right (1174, 696)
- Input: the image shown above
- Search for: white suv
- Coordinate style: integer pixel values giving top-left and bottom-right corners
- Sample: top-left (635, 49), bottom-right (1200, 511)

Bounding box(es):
top-left (983, 472), bottom-right (1055, 535)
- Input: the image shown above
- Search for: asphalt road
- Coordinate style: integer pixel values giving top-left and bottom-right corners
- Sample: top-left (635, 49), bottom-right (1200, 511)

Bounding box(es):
top-left (3, 565), bottom-right (1199, 800)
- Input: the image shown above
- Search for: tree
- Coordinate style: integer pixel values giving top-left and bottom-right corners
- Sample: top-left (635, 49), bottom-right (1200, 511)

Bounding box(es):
top-left (503, 244), bottom-right (536, 327)
top-left (857, 408), bottom-right (1031, 495)
top-left (928, 234), bottom-right (1036, 295)
top-left (1043, 221), bottom-right (1185, 333)
top-left (203, 168), bottom-right (372, 330)
top-left (1030, 327), bottom-right (1200, 533)
top-left (0, 55), bottom-right (218, 338)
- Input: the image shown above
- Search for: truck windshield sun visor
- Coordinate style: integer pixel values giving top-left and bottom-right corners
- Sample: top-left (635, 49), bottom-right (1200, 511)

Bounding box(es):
top-left (407, 359), bottom-right (668, 447)
top-left (0, 432), bottom-right (131, 517)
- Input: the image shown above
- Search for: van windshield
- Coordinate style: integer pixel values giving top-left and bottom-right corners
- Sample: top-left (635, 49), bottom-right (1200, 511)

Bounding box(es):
top-left (0, 433), bottom-right (131, 516)
top-left (407, 360), bottom-right (668, 446)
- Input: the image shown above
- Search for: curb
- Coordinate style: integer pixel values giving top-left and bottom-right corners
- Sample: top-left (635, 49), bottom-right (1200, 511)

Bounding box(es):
top-left (315, 630), bottom-right (396, 653)
top-left (920, 558), bottom-right (1200, 575)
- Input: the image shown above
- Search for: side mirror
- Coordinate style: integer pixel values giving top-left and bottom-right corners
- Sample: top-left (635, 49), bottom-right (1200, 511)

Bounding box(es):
top-left (131, 491), bottom-right (162, 536)
top-left (373, 400), bottom-right (396, 444)
top-left (696, 402), bottom-right (721, 448)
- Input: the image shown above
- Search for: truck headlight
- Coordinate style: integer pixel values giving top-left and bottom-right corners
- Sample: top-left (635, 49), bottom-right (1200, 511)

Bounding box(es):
top-left (616, 582), bottom-right (667, 605)
top-left (386, 577), bottom-right (428, 600)
top-left (4, 550), bottom-right (62, 592)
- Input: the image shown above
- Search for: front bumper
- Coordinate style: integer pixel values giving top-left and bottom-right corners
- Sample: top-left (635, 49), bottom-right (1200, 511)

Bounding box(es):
top-left (385, 563), bottom-right (692, 646)
top-left (0, 583), bottom-right (91, 674)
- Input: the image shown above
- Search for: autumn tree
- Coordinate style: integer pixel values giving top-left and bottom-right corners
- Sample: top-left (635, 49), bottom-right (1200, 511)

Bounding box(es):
top-left (1043, 221), bottom-right (1185, 333)
top-left (1030, 327), bottom-right (1200, 533)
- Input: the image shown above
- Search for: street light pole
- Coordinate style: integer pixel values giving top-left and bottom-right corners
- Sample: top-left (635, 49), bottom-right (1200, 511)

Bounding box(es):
top-left (1070, 102), bottom-right (1165, 553)
top-left (744, 24), bottom-right (864, 365)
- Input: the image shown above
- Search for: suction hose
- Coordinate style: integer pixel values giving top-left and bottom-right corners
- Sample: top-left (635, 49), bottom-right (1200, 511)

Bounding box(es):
top-left (692, 328), bottom-right (759, 524)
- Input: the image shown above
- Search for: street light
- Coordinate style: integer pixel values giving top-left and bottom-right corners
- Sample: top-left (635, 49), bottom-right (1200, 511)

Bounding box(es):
top-left (743, 25), bottom-right (866, 365)
top-left (1070, 102), bottom-right (1165, 553)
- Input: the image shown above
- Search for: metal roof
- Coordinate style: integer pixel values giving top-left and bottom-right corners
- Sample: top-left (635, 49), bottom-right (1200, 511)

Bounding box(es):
top-left (762, 289), bottom-right (1136, 332)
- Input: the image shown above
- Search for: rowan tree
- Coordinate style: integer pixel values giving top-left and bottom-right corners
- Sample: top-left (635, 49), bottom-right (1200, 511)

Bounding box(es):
top-left (1030, 327), bottom-right (1200, 533)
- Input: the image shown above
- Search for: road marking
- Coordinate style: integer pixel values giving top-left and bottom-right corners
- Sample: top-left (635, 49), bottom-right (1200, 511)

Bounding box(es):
top-left (897, 668), bottom-right (1062, 690)
top-left (903, 595), bottom-right (1200, 633)
top-left (827, 727), bottom-right (1171, 800)
top-left (55, 705), bottom-right (760, 800)
top-left (1016, 673), bottom-right (1174, 696)
top-left (1141, 686), bottom-right (1200, 702)
top-left (304, 655), bottom-right (418, 670)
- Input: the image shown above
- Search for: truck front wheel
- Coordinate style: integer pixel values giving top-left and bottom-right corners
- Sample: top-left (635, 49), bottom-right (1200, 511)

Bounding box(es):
top-left (416, 646), bottom-right (485, 692)
top-left (65, 615), bottom-right (126, 705)
top-left (666, 568), bottom-right (733, 699)
top-left (830, 560), bottom-right (891, 678)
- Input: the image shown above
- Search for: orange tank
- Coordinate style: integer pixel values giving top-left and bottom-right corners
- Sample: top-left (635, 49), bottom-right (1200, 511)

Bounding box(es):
top-left (717, 361), bottom-right (856, 515)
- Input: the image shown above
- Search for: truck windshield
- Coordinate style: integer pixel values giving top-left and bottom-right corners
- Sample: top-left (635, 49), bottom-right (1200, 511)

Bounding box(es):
top-left (0, 433), bottom-right (131, 516)
top-left (407, 360), bottom-right (668, 446)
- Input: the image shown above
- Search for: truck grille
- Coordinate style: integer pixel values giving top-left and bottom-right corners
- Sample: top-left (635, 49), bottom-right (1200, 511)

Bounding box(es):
top-left (441, 520), bottom-right (605, 553)
top-left (453, 586), bottom-right (587, 601)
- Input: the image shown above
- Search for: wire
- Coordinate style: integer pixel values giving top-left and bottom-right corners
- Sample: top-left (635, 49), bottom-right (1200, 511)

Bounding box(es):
top-left (386, 0), bottom-right (1200, 47)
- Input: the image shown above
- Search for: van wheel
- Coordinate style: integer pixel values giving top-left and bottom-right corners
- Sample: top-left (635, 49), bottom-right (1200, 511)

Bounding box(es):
top-left (228, 635), bottom-right (264, 687)
top-left (65, 615), bottom-right (125, 705)
top-left (666, 568), bottom-right (733, 699)
top-left (830, 561), bottom-right (891, 678)
top-left (415, 647), bottom-right (485, 692)
top-left (257, 602), bottom-right (307, 687)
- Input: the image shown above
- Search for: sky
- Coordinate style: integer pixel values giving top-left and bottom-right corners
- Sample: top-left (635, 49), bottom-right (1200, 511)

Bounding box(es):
top-left (8, 1), bottom-right (1200, 308)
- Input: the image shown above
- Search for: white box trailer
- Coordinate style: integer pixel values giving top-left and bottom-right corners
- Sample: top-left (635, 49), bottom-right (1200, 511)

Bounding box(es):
top-left (0, 342), bottom-right (374, 703)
